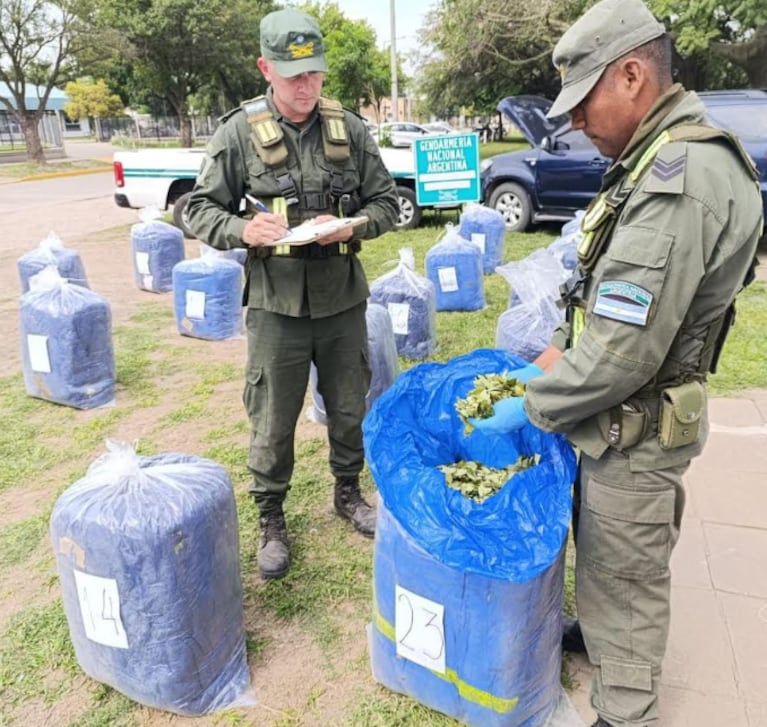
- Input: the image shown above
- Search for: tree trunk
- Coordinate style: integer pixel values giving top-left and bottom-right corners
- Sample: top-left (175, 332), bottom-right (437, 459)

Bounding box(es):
top-left (180, 114), bottom-right (193, 148)
top-left (21, 112), bottom-right (46, 164)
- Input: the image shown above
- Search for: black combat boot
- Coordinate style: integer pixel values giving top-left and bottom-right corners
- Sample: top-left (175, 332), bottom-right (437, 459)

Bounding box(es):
top-left (258, 509), bottom-right (289, 579)
top-left (562, 615), bottom-right (587, 653)
top-left (334, 476), bottom-right (376, 538)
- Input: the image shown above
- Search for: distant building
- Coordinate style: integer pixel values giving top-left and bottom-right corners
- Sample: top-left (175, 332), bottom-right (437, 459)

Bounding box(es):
top-left (0, 82), bottom-right (86, 146)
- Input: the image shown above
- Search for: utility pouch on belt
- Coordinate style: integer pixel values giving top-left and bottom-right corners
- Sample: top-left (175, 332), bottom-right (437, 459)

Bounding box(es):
top-left (658, 381), bottom-right (705, 450)
top-left (598, 401), bottom-right (647, 451)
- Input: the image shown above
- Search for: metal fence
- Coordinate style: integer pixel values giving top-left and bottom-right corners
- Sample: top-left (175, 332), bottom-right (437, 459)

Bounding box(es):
top-left (102, 115), bottom-right (219, 143)
top-left (0, 111), bottom-right (62, 149)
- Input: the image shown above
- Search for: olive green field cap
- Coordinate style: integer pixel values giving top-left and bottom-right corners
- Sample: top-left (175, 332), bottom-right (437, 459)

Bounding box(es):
top-left (547, 0), bottom-right (665, 118)
top-left (260, 8), bottom-right (328, 78)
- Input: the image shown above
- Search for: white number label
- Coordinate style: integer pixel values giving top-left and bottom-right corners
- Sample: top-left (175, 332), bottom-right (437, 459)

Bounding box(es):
top-left (395, 585), bottom-right (445, 673)
top-left (437, 267), bottom-right (459, 292)
top-left (73, 569), bottom-right (129, 649)
top-left (387, 302), bottom-right (411, 335)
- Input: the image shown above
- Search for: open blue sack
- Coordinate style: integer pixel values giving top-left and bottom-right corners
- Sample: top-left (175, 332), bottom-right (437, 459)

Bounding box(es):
top-left (50, 442), bottom-right (253, 716)
top-left (20, 267), bottom-right (115, 409)
top-left (131, 207), bottom-right (185, 293)
top-left (363, 348), bottom-right (577, 726)
top-left (17, 231), bottom-right (89, 294)
top-left (172, 249), bottom-right (243, 340)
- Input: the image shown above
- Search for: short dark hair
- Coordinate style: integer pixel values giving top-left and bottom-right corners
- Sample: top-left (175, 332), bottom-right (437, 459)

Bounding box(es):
top-left (620, 34), bottom-right (673, 86)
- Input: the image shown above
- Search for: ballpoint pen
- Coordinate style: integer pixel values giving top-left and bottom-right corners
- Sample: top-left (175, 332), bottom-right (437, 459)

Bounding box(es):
top-left (245, 193), bottom-right (291, 233)
top-left (244, 194), bottom-right (271, 214)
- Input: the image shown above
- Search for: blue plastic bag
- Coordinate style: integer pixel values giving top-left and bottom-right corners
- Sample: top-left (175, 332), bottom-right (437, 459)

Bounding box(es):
top-left (425, 224), bottom-right (485, 312)
top-left (50, 442), bottom-right (253, 716)
top-left (17, 231), bottom-right (89, 294)
top-left (20, 266), bottom-right (115, 409)
top-left (458, 203), bottom-right (507, 275)
top-left (363, 347), bottom-right (576, 581)
top-left (364, 348), bottom-right (576, 726)
top-left (369, 248), bottom-right (437, 360)
top-left (131, 207), bottom-right (185, 293)
top-left (172, 249), bottom-right (243, 340)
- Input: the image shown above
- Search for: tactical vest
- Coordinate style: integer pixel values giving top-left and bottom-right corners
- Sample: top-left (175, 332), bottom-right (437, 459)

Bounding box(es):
top-left (240, 95), bottom-right (357, 224)
top-left (560, 123), bottom-right (760, 378)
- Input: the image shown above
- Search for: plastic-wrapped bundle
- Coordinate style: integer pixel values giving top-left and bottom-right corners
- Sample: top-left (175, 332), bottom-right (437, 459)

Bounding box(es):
top-left (172, 250), bottom-right (243, 340)
top-left (495, 301), bottom-right (561, 362)
top-left (309, 301), bottom-right (400, 424)
top-left (50, 441), bottom-right (253, 716)
top-left (363, 348), bottom-right (577, 727)
top-left (458, 203), bottom-right (507, 274)
top-left (547, 211), bottom-right (585, 271)
top-left (17, 230), bottom-right (89, 294)
top-left (20, 266), bottom-right (115, 409)
top-left (200, 242), bottom-right (248, 266)
top-left (369, 248), bottom-right (437, 360)
top-left (496, 248), bottom-right (568, 308)
top-left (425, 224), bottom-right (485, 312)
top-left (131, 207), bottom-right (185, 293)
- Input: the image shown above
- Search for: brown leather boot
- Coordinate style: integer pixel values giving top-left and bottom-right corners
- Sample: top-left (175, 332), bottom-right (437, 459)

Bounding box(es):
top-left (258, 509), bottom-right (289, 579)
top-left (333, 476), bottom-right (376, 538)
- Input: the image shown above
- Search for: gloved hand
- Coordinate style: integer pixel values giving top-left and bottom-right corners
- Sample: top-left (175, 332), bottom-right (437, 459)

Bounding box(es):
top-left (512, 363), bottom-right (544, 383)
top-left (469, 396), bottom-right (529, 435)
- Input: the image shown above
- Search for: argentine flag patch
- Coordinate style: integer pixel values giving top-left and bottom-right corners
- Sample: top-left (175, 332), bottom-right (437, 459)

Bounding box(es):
top-left (593, 281), bottom-right (653, 326)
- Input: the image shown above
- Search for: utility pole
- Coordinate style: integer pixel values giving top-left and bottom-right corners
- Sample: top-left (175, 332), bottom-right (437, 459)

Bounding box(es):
top-left (389, 0), bottom-right (399, 121)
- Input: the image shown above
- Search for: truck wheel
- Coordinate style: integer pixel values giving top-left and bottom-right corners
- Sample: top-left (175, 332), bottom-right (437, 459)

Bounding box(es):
top-left (395, 186), bottom-right (422, 230)
top-left (172, 192), bottom-right (197, 239)
top-left (488, 182), bottom-right (531, 232)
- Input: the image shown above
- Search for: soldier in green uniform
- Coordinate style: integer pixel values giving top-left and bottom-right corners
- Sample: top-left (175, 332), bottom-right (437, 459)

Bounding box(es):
top-left (185, 8), bottom-right (399, 580)
top-left (471, 0), bottom-right (764, 724)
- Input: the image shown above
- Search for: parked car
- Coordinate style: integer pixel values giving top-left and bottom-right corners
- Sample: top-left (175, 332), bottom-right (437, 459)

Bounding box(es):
top-left (378, 121), bottom-right (444, 148)
top-left (481, 90), bottom-right (767, 231)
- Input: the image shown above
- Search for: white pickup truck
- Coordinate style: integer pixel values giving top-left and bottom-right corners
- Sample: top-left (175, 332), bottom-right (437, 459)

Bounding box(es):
top-left (113, 146), bottom-right (454, 235)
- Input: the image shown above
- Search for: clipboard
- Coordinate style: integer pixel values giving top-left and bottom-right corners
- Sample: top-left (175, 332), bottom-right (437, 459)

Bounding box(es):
top-left (265, 216), bottom-right (369, 246)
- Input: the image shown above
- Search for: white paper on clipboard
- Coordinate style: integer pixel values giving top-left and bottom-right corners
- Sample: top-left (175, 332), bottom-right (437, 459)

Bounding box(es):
top-left (266, 216), bottom-right (368, 246)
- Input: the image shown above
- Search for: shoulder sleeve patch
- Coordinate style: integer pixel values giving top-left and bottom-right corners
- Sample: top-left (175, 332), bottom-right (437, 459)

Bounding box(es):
top-left (644, 141), bottom-right (686, 195)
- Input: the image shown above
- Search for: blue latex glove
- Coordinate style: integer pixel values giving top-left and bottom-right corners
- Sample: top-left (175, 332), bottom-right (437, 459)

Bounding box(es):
top-left (470, 396), bottom-right (529, 435)
top-left (512, 363), bottom-right (544, 383)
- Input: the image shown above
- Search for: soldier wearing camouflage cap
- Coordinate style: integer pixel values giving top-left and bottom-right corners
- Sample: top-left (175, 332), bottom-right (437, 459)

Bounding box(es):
top-left (471, 0), bottom-right (763, 724)
top-left (186, 8), bottom-right (399, 580)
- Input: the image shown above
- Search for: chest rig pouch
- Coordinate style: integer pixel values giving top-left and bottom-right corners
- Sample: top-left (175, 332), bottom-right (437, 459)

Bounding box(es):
top-left (559, 123), bottom-right (759, 451)
top-left (241, 95), bottom-right (355, 220)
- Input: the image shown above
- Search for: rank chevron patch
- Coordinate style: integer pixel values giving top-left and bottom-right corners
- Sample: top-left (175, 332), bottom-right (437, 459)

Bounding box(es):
top-left (651, 154), bottom-right (685, 181)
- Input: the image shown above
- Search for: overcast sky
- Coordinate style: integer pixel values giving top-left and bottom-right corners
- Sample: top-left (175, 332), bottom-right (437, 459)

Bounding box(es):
top-left (332, 0), bottom-right (435, 63)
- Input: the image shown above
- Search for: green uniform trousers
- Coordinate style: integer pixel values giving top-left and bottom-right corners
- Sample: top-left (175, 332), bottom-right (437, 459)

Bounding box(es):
top-left (576, 451), bottom-right (687, 726)
top-left (243, 303), bottom-right (371, 514)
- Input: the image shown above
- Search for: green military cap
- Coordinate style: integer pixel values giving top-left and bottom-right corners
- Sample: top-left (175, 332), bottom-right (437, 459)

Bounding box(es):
top-left (260, 8), bottom-right (328, 78)
top-left (547, 0), bottom-right (665, 118)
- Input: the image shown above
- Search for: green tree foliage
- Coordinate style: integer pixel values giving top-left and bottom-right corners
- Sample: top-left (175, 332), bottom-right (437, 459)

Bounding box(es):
top-left (0, 0), bottom-right (100, 162)
top-left (300, 1), bottom-right (395, 112)
top-left (417, 0), bottom-right (764, 120)
top-left (415, 0), bottom-right (587, 118)
top-left (64, 78), bottom-right (124, 139)
top-left (650, 0), bottom-right (767, 87)
top-left (93, 0), bottom-right (275, 146)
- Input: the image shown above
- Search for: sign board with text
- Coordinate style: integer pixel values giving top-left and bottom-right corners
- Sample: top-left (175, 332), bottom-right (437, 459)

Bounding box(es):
top-left (413, 133), bottom-right (480, 207)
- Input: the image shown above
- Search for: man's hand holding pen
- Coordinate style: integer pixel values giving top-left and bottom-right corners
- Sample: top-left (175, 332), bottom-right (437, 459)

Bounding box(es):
top-left (242, 194), bottom-right (290, 247)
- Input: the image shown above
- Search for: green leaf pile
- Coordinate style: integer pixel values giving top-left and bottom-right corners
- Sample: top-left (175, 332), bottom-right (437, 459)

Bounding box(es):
top-left (438, 455), bottom-right (540, 503)
top-left (455, 372), bottom-right (526, 434)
